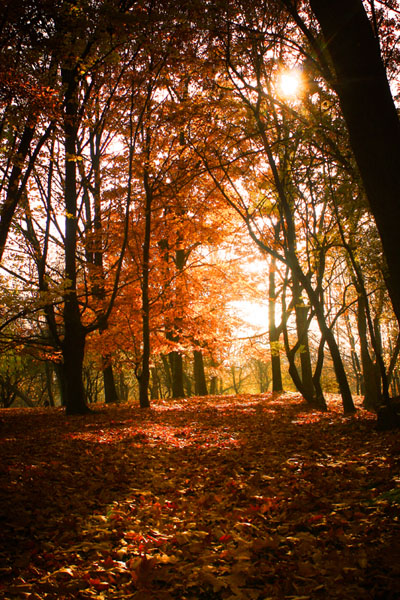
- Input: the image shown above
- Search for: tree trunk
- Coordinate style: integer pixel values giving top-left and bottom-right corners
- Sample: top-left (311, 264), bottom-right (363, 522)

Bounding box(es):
top-left (194, 349), bottom-right (208, 396)
top-left (90, 125), bottom-right (119, 405)
top-left (45, 362), bottom-right (55, 407)
top-left (62, 65), bottom-right (89, 415)
top-left (117, 371), bottom-right (129, 403)
top-left (357, 295), bottom-right (380, 410)
top-left (138, 166), bottom-right (152, 408)
top-left (0, 122), bottom-right (36, 262)
top-left (293, 279), bottom-right (315, 400)
top-left (161, 354), bottom-right (172, 396)
top-left (312, 335), bottom-right (327, 410)
top-left (344, 310), bottom-right (363, 395)
top-left (169, 350), bottom-right (185, 398)
top-left (294, 262), bottom-right (356, 413)
top-left (54, 363), bottom-right (66, 406)
top-left (103, 360), bottom-right (119, 404)
top-left (309, 0), bottom-right (400, 326)
top-left (269, 257), bottom-right (283, 392)
top-left (150, 366), bottom-right (160, 400)
top-left (62, 327), bottom-right (88, 414)
top-left (281, 289), bottom-right (318, 406)
top-left (209, 357), bottom-right (218, 395)
top-left (373, 314), bottom-right (383, 398)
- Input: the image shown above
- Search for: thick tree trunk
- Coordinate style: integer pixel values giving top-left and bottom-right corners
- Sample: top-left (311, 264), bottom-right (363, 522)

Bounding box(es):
top-left (309, 0), bottom-right (400, 325)
top-left (62, 326), bottom-right (88, 415)
top-left (194, 349), bottom-right (208, 396)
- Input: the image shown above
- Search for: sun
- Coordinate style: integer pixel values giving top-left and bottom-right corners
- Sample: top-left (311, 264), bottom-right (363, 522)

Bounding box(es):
top-left (277, 69), bottom-right (303, 99)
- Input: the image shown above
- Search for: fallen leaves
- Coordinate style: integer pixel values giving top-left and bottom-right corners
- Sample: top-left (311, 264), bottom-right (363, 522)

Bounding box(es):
top-left (0, 393), bottom-right (400, 599)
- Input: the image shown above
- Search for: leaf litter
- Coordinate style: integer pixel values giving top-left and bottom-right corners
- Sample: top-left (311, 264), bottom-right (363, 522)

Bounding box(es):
top-left (0, 392), bottom-right (400, 600)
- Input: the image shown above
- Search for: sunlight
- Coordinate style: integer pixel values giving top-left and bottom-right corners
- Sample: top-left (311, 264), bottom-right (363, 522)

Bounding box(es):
top-left (229, 300), bottom-right (268, 337)
top-left (277, 69), bottom-right (303, 99)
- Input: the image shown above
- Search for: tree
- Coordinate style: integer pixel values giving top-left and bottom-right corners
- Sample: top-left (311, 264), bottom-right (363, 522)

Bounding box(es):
top-left (294, 0), bottom-right (400, 326)
top-left (1, 0), bottom-right (152, 413)
top-left (0, 0), bottom-right (57, 261)
top-left (191, 3), bottom-right (355, 412)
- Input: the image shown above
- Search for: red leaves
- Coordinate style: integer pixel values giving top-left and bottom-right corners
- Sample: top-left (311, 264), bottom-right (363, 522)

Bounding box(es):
top-left (0, 393), bottom-right (400, 599)
top-left (218, 534), bottom-right (233, 543)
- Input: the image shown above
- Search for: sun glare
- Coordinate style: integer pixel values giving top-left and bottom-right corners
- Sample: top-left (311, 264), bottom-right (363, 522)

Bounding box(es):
top-left (278, 69), bottom-right (302, 98)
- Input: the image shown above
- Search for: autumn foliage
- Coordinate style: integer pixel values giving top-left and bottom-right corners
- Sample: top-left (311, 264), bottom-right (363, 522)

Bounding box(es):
top-left (1, 394), bottom-right (400, 599)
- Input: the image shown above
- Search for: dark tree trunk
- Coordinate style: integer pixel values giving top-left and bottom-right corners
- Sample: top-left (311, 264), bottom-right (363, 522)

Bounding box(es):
top-left (117, 371), bottom-right (129, 403)
top-left (168, 246), bottom-right (186, 398)
top-left (373, 314), bottom-right (383, 397)
top-left (344, 310), bottom-right (363, 395)
top-left (312, 335), bottom-right (327, 410)
top-left (184, 370), bottom-right (192, 397)
top-left (293, 279), bottom-right (315, 400)
top-left (194, 349), bottom-right (208, 396)
top-left (54, 363), bottom-right (66, 407)
top-left (90, 127), bottom-right (119, 405)
top-left (169, 350), bottom-right (185, 398)
top-left (62, 327), bottom-right (88, 415)
top-left (150, 366), bottom-right (160, 400)
top-left (0, 123), bottom-right (36, 262)
top-left (309, 0), bottom-right (400, 325)
top-left (62, 65), bottom-right (89, 415)
top-left (357, 295), bottom-right (380, 410)
top-left (387, 335), bottom-right (400, 395)
top-left (269, 257), bottom-right (283, 392)
top-left (294, 263), bottom-right (356, 414)
top-left (161, 354), bottom-right (172, 396)
top-left (45, 362), bottom-right (55, 407)
top-left (281, 291), bottom-right (319, 407)
top-left (138, 166), bottom-right (152, 409)
top-left (209, 357), bottom-right (218, 395)
top-left (209, 377), bottom-right (217, 395)
top-left (103, 360), bottom-right (119, 404)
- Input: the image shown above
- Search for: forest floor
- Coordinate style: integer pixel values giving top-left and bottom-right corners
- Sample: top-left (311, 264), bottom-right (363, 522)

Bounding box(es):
top-left (0, 393), bottom-right (400, 600)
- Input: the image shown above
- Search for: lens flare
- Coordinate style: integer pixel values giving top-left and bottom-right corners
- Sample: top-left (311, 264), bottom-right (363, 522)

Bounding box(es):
top-left (278, 70), bottom-right (302, 98)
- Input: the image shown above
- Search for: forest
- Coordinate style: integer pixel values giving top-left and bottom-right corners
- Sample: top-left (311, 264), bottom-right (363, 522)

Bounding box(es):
top-left (1, 1), bottom-right (400, 598)
top-left (0, 0), bottom-right (399, 419)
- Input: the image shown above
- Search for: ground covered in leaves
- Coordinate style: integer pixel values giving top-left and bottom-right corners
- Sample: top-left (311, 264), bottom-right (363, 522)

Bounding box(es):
top-left (1, 393), bottom-right (400, 600)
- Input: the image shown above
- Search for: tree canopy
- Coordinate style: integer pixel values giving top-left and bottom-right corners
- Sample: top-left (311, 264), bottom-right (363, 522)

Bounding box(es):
top-left (0, 0), bottom-right (399, 424)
